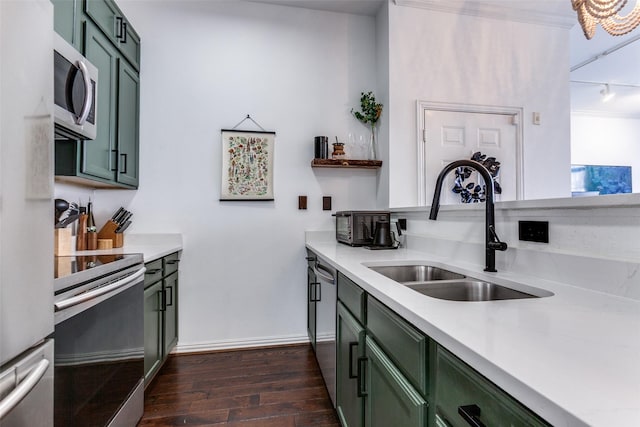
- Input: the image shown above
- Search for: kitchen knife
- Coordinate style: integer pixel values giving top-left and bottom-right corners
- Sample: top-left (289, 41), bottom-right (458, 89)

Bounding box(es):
top-left (118, 211), bottom-right (133, 226)
top-left (111, 207), bottom-right (125, 222)
top-left (115, 220), bottom-right (131, 233)
top-left (113, 209), bottom-right (128, 225)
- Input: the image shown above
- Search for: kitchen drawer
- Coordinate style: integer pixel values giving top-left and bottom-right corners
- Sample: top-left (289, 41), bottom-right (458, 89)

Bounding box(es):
top-left (163, 252), bottom-right (180, 277)
top-left (338, 272), bottom-right (366, 325)
top-left (144, 258), bottom-right (163, 287)
top-left (366, 297), bottom-right (428, 396)
top-left (435, 346), bottom-right (551, 427)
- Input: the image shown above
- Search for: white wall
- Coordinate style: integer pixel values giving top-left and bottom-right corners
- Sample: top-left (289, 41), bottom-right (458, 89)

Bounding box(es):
top-left (91, 1), bottom-right (380, 350)
top-left (384, 4), bottom-right (572, 207)
top-left (571, 113), bottom-right (640, 193)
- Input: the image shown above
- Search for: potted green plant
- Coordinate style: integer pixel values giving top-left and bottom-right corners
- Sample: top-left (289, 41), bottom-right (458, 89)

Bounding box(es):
top-left (351, 91), bottom-right (383, 160)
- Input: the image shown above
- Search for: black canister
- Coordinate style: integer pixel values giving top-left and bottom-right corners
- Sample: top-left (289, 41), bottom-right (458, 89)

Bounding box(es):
top-left (314, 136), bottom-right (329, 159)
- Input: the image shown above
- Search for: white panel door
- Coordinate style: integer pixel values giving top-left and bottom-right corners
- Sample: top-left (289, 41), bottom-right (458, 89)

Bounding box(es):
top-left (423, 109), bottom-right (519, 205)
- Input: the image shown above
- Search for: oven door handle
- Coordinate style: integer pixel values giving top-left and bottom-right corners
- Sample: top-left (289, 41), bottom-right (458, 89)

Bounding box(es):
top-left (0, 358), bottom-right (49, 421)
top-left (55, 267), bottom-right (146, 312)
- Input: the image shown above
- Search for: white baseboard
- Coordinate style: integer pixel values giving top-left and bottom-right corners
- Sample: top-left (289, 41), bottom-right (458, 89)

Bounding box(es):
top-left (174, 333), bottom-right (310, 354)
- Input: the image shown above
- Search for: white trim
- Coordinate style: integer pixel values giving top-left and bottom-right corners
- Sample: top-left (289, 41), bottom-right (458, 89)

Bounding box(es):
top-left (393, 0), bottom-right (576, 29)
top-left (174, 333), bottom-right (310, 354)
top-left (416, 100), bottom-right (524, 205)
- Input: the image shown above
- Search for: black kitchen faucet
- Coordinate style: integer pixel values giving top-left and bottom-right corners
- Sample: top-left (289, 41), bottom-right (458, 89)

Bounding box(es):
top-left (429, 160), bottom-right (508, 272)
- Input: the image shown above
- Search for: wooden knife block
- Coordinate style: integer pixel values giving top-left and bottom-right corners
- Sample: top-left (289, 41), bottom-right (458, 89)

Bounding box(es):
top-left (97, 220), bottom-right (124, 248)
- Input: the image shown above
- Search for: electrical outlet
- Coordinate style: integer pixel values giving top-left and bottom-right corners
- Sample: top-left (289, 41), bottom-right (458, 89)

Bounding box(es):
top-left (518, 220), bottom-right (549, 243)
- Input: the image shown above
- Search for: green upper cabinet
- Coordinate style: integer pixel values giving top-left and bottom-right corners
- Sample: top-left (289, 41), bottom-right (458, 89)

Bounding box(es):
top-left (53, 0), bottom-right (140, 189)
top-left (82, 20), bottom-right (118, 181)
top-left (116, 59), bottom-right (139, 186)
top-left (84, 0), bottom-right (140, 70)
top-left (52, 0), bottom-right (82, 49)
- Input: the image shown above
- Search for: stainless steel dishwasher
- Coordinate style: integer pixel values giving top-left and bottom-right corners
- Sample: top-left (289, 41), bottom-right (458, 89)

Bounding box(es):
top-left (306, 249), bottom-right (337, 406)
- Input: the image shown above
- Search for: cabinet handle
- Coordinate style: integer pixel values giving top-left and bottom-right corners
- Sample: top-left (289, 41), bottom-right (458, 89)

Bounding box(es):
top-left (305, 256), bottom-right (316, 262)
top-left (115, 16), bottom-right (124, 39)
top-left (159, 289), bottom-right (166, 312)
top-left (166, 260), bottom-right (179, 265)
top-left (166, 285), bottom-right (174, 307)
top-left (309, 282), bottom-right (321, 302)
top-left (121, 21), bottom-right (127, 44)
top-left (314, 282), bottom-right (321, 302)
top-left (458, 404), bottom-right (486, 427)
top-left (120, 153), bottom-right (128, 174)
top-left (348, 342), bottom-right (358, 379)
top-left (145, 268), bottom-right (162, 275)
top-left (356, 357), bottom-right (367, 397)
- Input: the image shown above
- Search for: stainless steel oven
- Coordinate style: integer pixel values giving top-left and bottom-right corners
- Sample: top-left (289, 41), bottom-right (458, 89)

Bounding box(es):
top-left (53, 254), bottom-right (145, 426)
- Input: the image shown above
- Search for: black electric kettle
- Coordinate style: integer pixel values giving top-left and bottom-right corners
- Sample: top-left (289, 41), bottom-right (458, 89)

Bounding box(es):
top-left (372, 219), bottom-right (394, 247)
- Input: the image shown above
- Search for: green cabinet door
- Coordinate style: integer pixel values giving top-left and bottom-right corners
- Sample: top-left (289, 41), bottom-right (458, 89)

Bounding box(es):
top-left (83, 20), bottom-right (118, 182)
top-left (144, 280), bottom-right (163, 384)
top-left (52, 0), bottom-right (82, 48)
top-left (163, 271), bottom-right (179, 356)
top-left (336, 302), bottom-right (365, 427)
top-left (116, 59), bottom-right (139, 187)
top-left (84, 0), bottom-right (140, 69)
top-left (364, 336), bottom-right (427, 427)
top-left (307, 267), bottom-right (317, 351)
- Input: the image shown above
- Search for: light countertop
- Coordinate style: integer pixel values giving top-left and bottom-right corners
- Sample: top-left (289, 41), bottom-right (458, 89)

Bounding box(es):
top-left (306, 235), bottom-right (640, 427)
top-left (71, 233), bottom-right (183, 263)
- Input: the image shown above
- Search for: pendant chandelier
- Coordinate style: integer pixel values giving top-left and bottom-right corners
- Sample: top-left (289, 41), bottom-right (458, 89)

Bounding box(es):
top-left (572, 0), bottom-right (640, 39)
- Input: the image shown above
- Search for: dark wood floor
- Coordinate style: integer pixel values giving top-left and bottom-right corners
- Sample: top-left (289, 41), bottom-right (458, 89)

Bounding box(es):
top-left (138, 344), bottom-right (340, 426)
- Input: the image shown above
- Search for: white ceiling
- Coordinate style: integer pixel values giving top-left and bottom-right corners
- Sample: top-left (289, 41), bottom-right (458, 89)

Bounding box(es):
top-left (249, 0), bottom-right (640, 117)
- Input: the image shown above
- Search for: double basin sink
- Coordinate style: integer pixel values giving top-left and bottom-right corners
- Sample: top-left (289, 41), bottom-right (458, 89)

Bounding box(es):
top-left (368, 264), bottom-right (553, 302)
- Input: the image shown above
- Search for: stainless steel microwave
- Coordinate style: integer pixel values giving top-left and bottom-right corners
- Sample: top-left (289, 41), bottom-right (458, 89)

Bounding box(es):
top-left (54, 33), bottom-right (98, 140)
top-left (335, 211), bottom-right (390, 246)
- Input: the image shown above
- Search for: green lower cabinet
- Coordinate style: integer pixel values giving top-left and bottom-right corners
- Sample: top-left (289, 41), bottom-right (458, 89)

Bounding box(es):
top-left (144, 280), bottom-right (163, 383)
top-left (364, 336), bottom-right (428, 427)
top-left (163, 271), bottom-right (179, 355)
top-left (336, 303), bottom-right (365, 427)
top-left (434, 346), bottom-right (551, 427)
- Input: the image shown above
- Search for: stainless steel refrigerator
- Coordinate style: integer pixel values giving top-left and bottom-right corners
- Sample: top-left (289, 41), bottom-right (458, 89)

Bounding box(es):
top-left (0, 1), bottom-right (55, 425)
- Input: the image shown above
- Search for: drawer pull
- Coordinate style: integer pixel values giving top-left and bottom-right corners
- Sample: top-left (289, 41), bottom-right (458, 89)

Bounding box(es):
top-left (458, 404), bottom-right (486, 427)
top-left (166, 260), bottom-right (179, 265)
top-left (145, 269), bottom-right (162, 275)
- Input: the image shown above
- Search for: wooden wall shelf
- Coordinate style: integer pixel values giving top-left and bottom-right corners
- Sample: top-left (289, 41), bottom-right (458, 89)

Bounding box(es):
top-left (311, 159), bottom-right (382, 169)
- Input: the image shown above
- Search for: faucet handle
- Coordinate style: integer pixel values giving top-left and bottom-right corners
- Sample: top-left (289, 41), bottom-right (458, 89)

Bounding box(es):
top-left (488, 225), bottom-right (508, 251)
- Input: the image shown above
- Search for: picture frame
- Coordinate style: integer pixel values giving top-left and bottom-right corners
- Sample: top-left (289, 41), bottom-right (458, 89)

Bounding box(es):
top-left (220, 129), bottom-right (276, 201)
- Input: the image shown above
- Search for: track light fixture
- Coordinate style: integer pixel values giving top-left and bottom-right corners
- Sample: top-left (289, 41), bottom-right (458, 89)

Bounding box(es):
top-left (600, 83), bottom-right (616, 102)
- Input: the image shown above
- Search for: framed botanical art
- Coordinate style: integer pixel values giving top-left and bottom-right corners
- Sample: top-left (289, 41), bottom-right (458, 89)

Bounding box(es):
top-left (220, 129), bottom-right (275, 201)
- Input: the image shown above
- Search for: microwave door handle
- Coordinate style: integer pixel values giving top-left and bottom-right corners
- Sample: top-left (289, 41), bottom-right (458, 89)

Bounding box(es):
top-left (75, 60), bottom-right (93, 126)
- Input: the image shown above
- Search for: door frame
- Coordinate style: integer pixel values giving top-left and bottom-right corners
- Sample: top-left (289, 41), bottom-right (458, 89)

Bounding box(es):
top-left (416, 100), bottom-right (524, 205)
